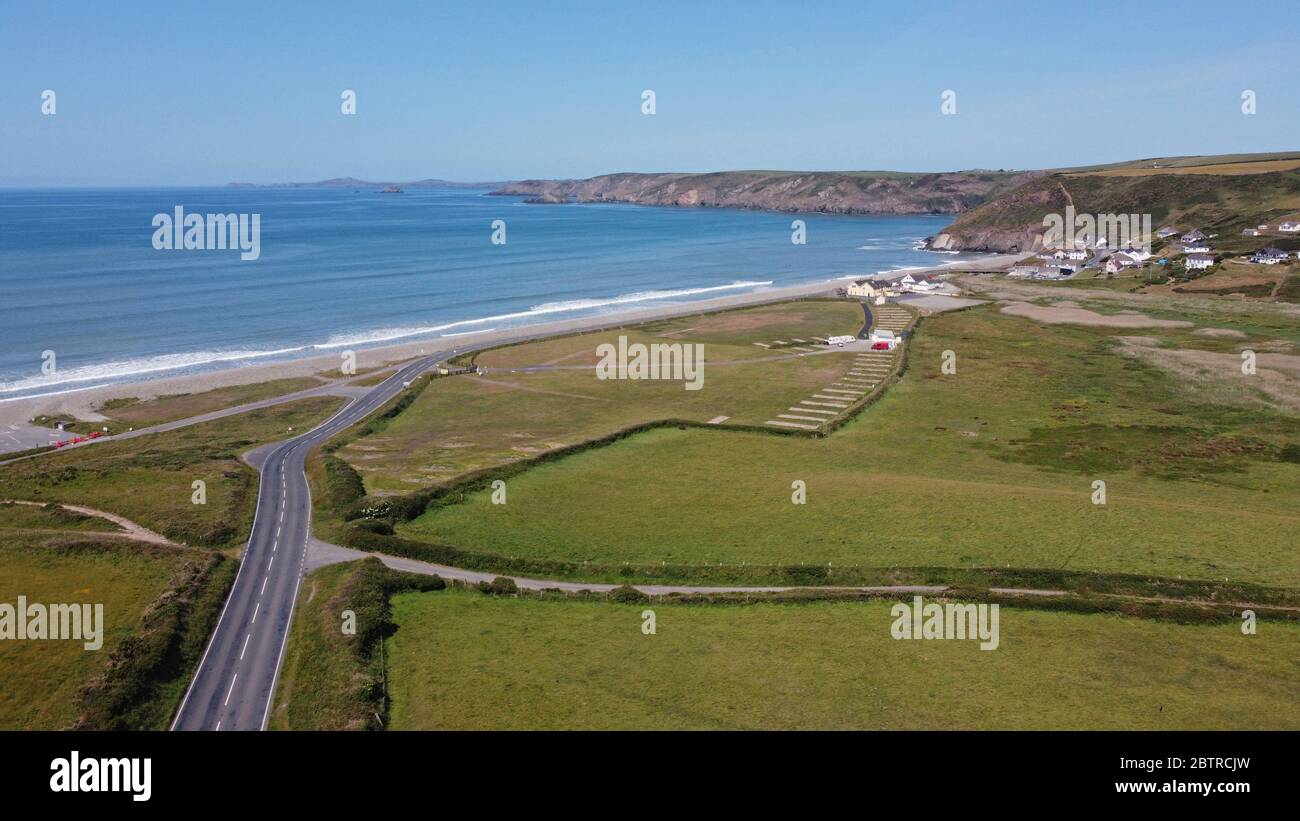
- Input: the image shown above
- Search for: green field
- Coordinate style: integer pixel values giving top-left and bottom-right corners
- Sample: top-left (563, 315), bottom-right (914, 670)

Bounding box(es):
top-left (269, 558), bottom-right (444, 731)
top-left (383, 587), bottom-right (1300, 730)
top-left (0, 397), bottom-right (343, 549)
top-left (0, 531), bottom-right (232, 729)
top-left (398, 304), bottom-right (1300, 587)
top-left (340, 300), bottom-right (870, 495)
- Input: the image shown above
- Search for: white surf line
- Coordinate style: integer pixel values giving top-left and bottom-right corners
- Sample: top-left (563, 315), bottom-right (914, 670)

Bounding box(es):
top-left (240, 633), bottom-right (251, 660)
top-left (224, 673), bottom-right (238, 707)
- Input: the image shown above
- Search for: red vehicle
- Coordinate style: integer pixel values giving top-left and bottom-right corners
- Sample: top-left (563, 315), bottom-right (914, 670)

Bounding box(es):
top-left (871, 341), bottom-right (891, 350)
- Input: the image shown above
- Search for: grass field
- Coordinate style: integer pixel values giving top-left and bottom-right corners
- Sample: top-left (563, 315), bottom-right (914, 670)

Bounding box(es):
top-left (0, 531), bottom-right (232, 729)
top-left (384, 587), bottom-right (1300, 730)
top-left (0, 397), bottom-right (343, 549)
top-left (269, 558), bottom-right (444, 731)
top-left (34, 376), bottom-right (325, 434)
top-left (398, 304), bottom-right (1300, 587)
top-left (340, 300), bottom-right (869, 495)
top-left (1068, 158), bottom-right (1300, 177)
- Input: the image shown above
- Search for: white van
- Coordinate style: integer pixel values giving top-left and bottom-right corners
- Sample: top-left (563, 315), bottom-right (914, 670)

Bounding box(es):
top-left (826, 335), bottom-right (856, 347)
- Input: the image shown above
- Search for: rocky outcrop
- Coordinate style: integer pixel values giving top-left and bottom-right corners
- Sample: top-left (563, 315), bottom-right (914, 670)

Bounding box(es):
top-left (493, 170), bottom-right (1040, 216)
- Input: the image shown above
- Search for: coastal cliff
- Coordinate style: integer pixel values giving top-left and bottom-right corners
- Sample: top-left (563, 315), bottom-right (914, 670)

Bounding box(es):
top-left (492, 170), bottom-right (1039, 216)
top-left (929, 157), bottom-right (1300, 252)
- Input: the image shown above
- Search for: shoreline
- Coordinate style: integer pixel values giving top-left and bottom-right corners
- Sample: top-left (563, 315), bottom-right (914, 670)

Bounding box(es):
top-left (0, 254), bottom-right (1020, 427)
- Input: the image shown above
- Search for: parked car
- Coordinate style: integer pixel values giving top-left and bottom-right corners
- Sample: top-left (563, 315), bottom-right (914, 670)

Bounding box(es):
top-left (871, 341), bottom-right (890, 350)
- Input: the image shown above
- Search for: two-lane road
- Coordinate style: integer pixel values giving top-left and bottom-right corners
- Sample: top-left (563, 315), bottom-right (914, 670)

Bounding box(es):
top-left (171, 356), bottom-right (443, 731)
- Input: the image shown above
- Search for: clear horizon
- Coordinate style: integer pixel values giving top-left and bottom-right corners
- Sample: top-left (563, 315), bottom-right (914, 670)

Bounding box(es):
top-left (3, 0), bottom-right (1299, 186)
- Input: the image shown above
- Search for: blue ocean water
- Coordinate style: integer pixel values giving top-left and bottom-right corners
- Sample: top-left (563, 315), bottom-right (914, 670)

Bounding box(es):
top-left (0, 187), bottom-right (980, 399)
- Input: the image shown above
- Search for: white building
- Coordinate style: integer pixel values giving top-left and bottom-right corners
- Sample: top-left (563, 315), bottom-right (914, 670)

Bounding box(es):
top-left (1183, 240), bottom-right (1211, 253)
top-left (1156, 226), bottom-right (1178, 239)
top-left (1185, 253), bottom-right (1215, 270)
top-left (1181, 229), bottom-right (1206, 243)
top-left (899, 272), bottom-right (939, 291)
top-left (1242, 228), bottom-right (1261, 237)
top-left (1251, 247), bottom-right (1290, 264)
top-left (1280, 221), bottom-right (1300, 233)
top-left (1105, 253), bottom-right (1138, 274)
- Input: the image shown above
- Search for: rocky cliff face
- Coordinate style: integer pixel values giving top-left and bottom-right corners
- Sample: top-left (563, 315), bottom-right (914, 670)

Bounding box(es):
top-left (927, 179), bottom-right (1073, 253)
top-left (493, 170), bottom-right (1039, 216)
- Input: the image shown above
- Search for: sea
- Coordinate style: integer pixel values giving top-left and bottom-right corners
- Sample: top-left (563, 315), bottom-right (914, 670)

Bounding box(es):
top-left (0, 186), bottom-right (986, 400)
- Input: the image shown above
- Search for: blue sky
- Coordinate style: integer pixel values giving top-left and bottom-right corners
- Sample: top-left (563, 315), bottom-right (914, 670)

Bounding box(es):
top-left (2, 0), bottom-right (1298, 185)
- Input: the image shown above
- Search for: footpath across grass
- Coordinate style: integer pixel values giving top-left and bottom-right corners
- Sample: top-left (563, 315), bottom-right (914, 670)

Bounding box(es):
top-left (33, 376), bottom-right (325, 434)
top-left (0, 397), bottom-right (343, 550)
top-left (383, 586), bottom-right (1300, 730)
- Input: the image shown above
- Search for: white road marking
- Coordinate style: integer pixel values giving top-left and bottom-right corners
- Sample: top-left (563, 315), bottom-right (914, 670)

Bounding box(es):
top-left (252, 602), bottom-right (260, 623)
top-left (261, 576), bottom-right (268, 595)
top-left (240, 633), bottom-right (250, 660)
top-left (224, 673), bottom-right (238, 706)
top-left (267, 555), bottom-right (274, 572)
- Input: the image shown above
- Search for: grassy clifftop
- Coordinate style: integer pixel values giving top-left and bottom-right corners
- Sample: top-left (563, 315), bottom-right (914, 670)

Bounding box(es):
top-left (493, 169), bottom-right (1039, 215)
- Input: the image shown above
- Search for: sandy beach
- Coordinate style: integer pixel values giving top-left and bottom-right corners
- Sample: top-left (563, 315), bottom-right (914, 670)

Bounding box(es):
top-left (0, 255), bottom-right (1020, 428)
